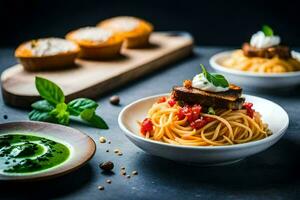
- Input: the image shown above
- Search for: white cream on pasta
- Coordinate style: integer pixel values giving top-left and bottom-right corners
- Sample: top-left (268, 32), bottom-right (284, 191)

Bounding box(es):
top-left (250, 31), bottom-right (280, 49)
top-left (291, 51), bottom-right (300, 62)
top-left (192, 73), bottom-right (229, 92)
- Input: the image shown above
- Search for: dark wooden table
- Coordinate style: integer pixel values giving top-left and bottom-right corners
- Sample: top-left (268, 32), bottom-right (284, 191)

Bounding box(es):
top-left (1, 47), bottom-right (299, 200)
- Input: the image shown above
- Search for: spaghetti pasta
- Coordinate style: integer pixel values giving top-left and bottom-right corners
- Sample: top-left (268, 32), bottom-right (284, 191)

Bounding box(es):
top-left (221, 50), bottom-right (300, 73)
top-left (139, 97), bottom-right (271, 146)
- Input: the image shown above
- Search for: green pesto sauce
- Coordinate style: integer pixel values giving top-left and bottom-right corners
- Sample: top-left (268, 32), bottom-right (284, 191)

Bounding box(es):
top-left (0, 134), bottom-right (70, 174)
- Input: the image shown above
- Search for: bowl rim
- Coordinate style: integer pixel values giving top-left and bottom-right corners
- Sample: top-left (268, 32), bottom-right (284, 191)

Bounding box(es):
top-left (118, 93), bottom-right (289, 150)
top-left (0, 121), bottom-right (96, 181)
top-left (209, 50), bottom-right (300, 77)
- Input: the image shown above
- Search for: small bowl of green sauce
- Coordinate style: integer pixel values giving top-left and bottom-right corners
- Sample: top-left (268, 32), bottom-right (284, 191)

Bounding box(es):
top-left (0, 121), bottom-right (95, 181)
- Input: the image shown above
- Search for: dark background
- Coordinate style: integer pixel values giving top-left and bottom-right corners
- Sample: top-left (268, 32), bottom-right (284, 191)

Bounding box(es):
top-left (0, 0), bottom-right (299, 47)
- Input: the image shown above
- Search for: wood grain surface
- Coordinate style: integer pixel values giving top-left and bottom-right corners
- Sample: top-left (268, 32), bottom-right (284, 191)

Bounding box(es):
top-left (1, 32), bottom-right (193, 108)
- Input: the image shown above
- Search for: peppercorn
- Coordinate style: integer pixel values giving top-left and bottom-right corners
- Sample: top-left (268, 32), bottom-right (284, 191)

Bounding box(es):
top-left (110, 95), bottom-right (120, 105)
top-left (99, 161), bottom-right (114, 171)
top-left (98, 186), bottom-right (104, 190)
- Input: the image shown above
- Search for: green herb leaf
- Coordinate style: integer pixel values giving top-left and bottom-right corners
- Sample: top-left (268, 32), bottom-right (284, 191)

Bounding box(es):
top-left (35, 77), bottom-right (65, 105)
top-left (80, 108), bottom-right (95, 121)
top-left (29, 77), bottom-right (109, 129)
top-left (28, 109), bottom-right (56, 122)
top-left (80, 109), bottom-right (109, 129)
top-left (31, 100), bottom-right (55, 112)
top-left (85, 114), bottom-right (109, 129)
top-left (200, 64), bottom-right (229, 88)
top-left (262, 25), bottom-right (274, 36)
top-left (50, 103), bottom-right (70, 125)
top-left (208, 107), bottom-right (215, 115)
top-left (67, 98), bottom-right (98, 116)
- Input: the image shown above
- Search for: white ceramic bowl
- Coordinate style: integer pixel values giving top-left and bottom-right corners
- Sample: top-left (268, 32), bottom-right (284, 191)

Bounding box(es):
top-left (118, 93), bottom-right (289, 165)
top-left (210, 50), bottom-right (300, 88)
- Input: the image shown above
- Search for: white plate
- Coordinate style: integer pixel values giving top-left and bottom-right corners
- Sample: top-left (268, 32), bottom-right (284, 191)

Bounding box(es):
top-left (209, 50), bottom-right (300, 88)
top-left (118, 93), bottom-right (289, 165)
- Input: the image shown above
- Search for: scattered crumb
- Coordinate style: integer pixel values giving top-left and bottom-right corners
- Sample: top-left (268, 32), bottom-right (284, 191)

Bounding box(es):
top-left (132, 171), bottom-right (138, 176)
top-left (121, 167), bottom-right (125, 170)
top-left (106, 179), bottom-right (112, 184)
top-left (114, 149), bottom-right (120, 154)
top-left (126, 175), bottom-right (131, 179)
top-left (99, 136), bottom-right (106, 143)
top-left (98, 186), bottom-right (104, 190)
top-left (120, 170), bottom-right (126, 176)
top-left (117, 152), bottom-right (123, 156)
top-left (183, 80), bottom-right (192, 88)
top-left (106, 149), bottom-right (109, 153)
top-left (108, 141), bottom-right (111, 144)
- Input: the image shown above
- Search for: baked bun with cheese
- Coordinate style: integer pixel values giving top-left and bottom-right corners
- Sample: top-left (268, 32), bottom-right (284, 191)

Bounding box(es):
top-left (15, 38), bottom-right (80, 71)
top-left (66, 27), bottom-right (123, 59)
top-left (97, 16), bottom-right (153, 48)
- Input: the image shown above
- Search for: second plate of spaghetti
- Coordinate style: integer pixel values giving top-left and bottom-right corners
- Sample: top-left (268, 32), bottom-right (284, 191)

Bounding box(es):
top-left (118, 67), bottom-right (289, 165)
top-left (210, 50), bottom-right (300, 88)
top-left (210, 25), bottom-right (300, 88)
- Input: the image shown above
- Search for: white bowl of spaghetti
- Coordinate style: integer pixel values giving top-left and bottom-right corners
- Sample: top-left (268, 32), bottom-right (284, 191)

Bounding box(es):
top-left (210, 50), bottom-right (300, 88)
top-left (118, 93), bottom-right (289, 165)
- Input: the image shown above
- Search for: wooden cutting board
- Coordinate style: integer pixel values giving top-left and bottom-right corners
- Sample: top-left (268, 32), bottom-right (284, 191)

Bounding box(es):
top-left (1, 32), bottom-right (193, 108)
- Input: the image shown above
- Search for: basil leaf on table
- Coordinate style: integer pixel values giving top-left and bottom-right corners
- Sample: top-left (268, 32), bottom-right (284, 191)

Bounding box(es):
top-left (35, 77), bottom-right (65, 104)
top-left (31, 100), bottom-right (55, 112)
top-left (67, 98), bottom-right (98, 116)
top-left (29, 77), bottom-right (109, 129)
top-left (200, 64), bottom-right (229, 88)
top-left (50, 103), bottom-right (70, 125)
top-left (262, 25), bottom-right (274, 37)
top-left (82, 113), bottom-right (109, 129)
top-left (80, 108), bottom-right (108, 129)
top-left (80, 108), bottom-right (95, 121)
top-left (29, 109), bottom-right (57, 122)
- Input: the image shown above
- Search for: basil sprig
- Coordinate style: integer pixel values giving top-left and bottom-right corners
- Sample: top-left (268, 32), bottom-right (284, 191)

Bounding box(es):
top-left (29, 77), bottom-right (108, 129)
top-left (208, 107), bottom-right (215, 115)
top-left (262, 25), bottom-right (274, 36)
top-left (200, 64), bottom-right (229, 88)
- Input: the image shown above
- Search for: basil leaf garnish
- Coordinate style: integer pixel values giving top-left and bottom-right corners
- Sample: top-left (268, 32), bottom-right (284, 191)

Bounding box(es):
top-left (200, 64), bottom-right (229, 88)
top-left (83, 113), bottom-right (109, 129)
top-left (29, 109), bottom-right (57, 122)
top-left (67, 98), bottom-right (98, 116)
top-left (31, 100), bottom-right (55, 112)
top-left (49, 103), bottom-right (70, 125)
top-left (80, 108), bottom-right (95, 121)
top-left (208, 107), bottom-right (215, 115)
top-left (35, 77), bottom-right (65, 104)
top-left (29, 77), bottom-right (109, 129)
top-left (262, 25), bottom-right (274, 36)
